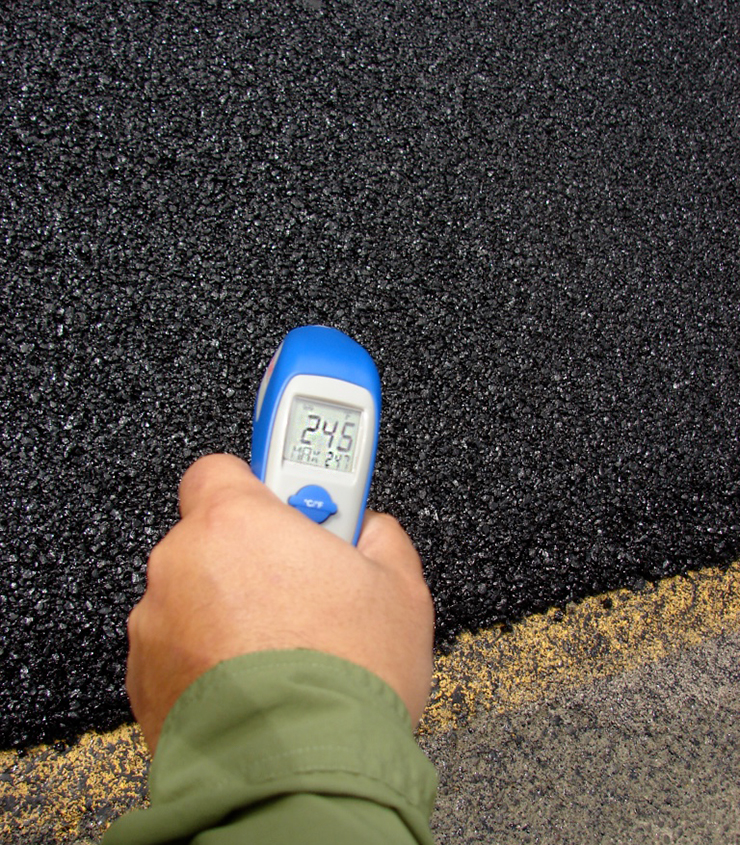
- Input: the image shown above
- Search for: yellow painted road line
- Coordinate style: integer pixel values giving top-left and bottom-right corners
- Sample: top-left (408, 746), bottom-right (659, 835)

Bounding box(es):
top-left (422, 560), bottom-right (740, 733)
top-left (2, 560), bottom-right (739, 844)
top-left (0, 725), bottom-right (148, 844)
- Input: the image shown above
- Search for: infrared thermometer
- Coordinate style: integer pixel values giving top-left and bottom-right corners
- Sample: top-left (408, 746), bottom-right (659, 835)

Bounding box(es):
top-left (251, 325), bottom-right (381, 545)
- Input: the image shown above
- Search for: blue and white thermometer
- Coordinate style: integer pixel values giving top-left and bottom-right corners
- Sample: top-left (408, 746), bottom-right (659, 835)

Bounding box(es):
top-left (251, 326), bottom-right (381, 545)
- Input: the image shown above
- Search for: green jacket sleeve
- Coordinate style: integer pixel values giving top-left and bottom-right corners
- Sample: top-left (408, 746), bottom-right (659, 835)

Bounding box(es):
top-left (103, 650), bottom-right (438, 844)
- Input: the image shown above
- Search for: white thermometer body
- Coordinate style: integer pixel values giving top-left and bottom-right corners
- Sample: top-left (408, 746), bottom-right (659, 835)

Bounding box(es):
top-left (251, 326), bottom-right (381, 545)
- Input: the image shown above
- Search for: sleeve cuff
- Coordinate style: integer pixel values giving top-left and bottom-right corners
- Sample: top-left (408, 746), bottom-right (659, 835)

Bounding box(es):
top-left (105, 650), bottom-right (437, 845)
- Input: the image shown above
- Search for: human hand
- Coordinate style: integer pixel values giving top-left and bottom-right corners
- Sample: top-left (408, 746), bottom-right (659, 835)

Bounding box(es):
top-left (125, 453), bottom-right (435, 753)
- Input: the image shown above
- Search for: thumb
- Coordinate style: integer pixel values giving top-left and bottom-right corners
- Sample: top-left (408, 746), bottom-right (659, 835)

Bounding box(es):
top-left (357, 511), bottom-right (425, 577)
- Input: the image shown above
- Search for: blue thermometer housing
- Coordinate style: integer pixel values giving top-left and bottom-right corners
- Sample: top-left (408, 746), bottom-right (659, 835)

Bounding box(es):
top-left (252, 325), bottom-right (381, 545)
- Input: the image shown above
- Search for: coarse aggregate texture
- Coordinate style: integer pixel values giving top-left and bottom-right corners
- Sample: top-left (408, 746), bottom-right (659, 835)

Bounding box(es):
top-left (2, 561), bottom-right (738, 845)
top-left (1, 0), bottom-right (739, 747)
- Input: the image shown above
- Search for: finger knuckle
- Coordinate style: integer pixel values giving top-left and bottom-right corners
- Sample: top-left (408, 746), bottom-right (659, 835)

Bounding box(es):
top-left (410, 574), bottom-right (435, 617)
top-left (198, 494), bottom-right (247, 536)
top-left (178, 454), bottom-right (223, 500)
top-left (126, 601), bottom-right (144, 639)
top-left (143, 540), bottom-right (168, 589)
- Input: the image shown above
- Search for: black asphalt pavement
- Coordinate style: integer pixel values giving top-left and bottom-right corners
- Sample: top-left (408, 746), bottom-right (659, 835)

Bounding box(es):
top-left (1, 0), bottom-right (739, 748)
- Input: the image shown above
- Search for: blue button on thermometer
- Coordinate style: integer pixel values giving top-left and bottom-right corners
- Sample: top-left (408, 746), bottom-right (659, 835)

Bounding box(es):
top-left (251, 326), bottom-right (381, 545)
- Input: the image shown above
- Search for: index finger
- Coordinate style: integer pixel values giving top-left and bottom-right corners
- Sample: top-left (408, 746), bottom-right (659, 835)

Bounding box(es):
top-left (178, 453), bottom-right (264, 518)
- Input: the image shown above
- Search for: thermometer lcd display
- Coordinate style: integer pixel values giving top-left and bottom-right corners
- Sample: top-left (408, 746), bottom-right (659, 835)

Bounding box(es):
top-left (283, 397), bottom-right (361, 474)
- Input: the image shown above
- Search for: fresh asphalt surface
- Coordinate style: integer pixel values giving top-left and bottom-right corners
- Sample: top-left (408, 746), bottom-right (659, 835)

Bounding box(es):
top-left (2, 0), bottom-right (739, 751)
